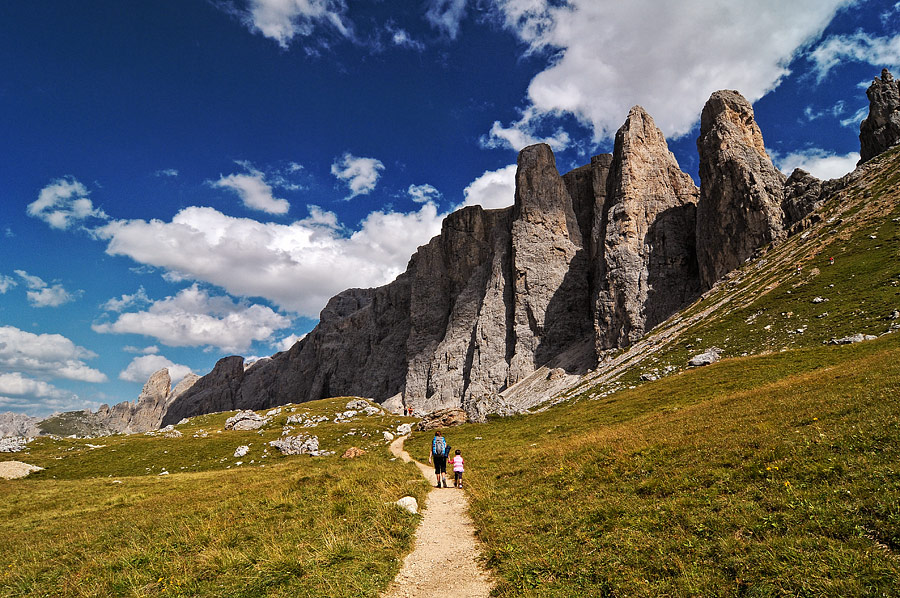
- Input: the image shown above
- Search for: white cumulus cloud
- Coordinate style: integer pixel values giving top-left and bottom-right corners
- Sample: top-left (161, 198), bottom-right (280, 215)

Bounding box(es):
top-left (239, 0), bottom-right (351, 48)
top-left (773, 148), bottom-right (860, 180)
top-left (0, 275), bottom-right (17, 294)
top-left (425, 0), bottom-right (467, 39)
top-left (486, 0), bottom-right (853, 148)
top-left (458, 164), bottom-right (517, 210)
top-left (212, 164), bottom-right (291, 215)
top-left (93, 201), bottom-right (444, 316)
top-left (0, 325), bottom-right (107, 383)
top-left (408, 183), bottom-right (442, 204)
top-left (27, 177), bottom-right (108, 230)
top-left (809, 31), bottom-right (900, 81)
top-left (0, 372), bottom-right (72, 400)
top-left (92, 284), bottom-right (292, 353)
top-left (276, 333), bottom-right (306, 352)
top-left (119, 354), bottom-right (193, 384)
top-left (14, 270), bottom-right (79, 308)
top-left (331, 152), bottom-right (385, 199)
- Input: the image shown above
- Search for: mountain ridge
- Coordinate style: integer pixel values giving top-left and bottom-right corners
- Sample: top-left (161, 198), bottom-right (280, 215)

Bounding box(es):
top-left (159, 69), bottom-right (900, 427)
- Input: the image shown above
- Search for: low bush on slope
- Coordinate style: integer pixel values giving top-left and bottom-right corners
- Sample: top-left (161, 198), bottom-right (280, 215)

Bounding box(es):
top-left (408, 335), bottom-right (900, 596)
top-left (0, 398), bottom-right (426, 598)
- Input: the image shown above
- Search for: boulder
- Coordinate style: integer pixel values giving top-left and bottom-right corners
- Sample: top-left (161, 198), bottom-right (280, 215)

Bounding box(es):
top-left (0, 461), bottom-right (44, 480)
top-left (416, 408), bottom-right (468, 431)
top-left (394, 496), bottom-right (418, 515)
top-left (689, 348), bottom-right (722, 367)
top-left (0, 437), bottom-right (29, 453)
top-left (233, 445), bottom-right (250, 458)
top-left (224, 410), bottom-right (268, 431)
top-left (341, 446), bottom-right (366, 459)
top-left (828, 334), bottom-right (877, 345)
top-left (269, 435), bottom-right (321, 456)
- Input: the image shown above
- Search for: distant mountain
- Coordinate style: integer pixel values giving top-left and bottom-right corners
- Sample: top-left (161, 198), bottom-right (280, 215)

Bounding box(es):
top-left (0, 411), bottom-right (42, 438)
top-left (158, 69), bottom-right (900, 426)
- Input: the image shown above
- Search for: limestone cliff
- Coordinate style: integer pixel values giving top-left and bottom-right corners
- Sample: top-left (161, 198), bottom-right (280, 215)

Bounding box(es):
top-left (164, 114), bottom-right (701, 423)
top-left (98, 369), bottom-right (199, 433)
top-left (595, 106), bottom-right (700, 349)
top-left (696, 90), bottom-right (786, 289)
top-left (860, 69), bottom-right (900, 164)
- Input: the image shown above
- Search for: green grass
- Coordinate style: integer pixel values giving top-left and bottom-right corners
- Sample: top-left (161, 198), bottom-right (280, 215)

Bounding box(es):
top-left (0, 398), bottom-right (427, 598)
top-left (407, 335), bottom-right (900, 596)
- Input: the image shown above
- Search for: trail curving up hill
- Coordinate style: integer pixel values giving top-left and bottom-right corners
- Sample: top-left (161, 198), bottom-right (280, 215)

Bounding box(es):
top-left (383, 436), bottom-right (493, 598)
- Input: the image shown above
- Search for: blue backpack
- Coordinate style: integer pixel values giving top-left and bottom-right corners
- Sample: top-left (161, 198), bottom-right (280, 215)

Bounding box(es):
top-left (432, 436), bottom-right (447, 457)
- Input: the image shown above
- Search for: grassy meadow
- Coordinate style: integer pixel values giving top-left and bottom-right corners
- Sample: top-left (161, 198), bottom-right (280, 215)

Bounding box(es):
top-left (0, 398), bottom-right (427, 598)
top-left (407, 334), bottom-right (900, 596)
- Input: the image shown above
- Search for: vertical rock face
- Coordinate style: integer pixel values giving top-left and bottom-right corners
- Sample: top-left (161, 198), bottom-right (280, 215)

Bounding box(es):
top-left (403, 205), bottom-right (514, 412)
top-left (508, 144), bottom-right (593, 381)
top-left (696, 90), bottom-right (786, 289)
top-left (860, 69), bottom-right (900, 164)
top-left (162, 357), bottom-right (244, 426)
top-left (595, 106), bottom-right (700, 348)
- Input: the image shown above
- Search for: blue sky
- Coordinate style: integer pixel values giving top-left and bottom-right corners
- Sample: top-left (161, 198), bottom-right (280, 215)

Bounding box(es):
top-left (1, 0), bottom-right (898, 417)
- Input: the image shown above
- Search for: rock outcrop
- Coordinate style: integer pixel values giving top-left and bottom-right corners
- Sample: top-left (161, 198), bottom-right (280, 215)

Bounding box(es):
top-left (97, 369), bottom-right (199, 434)
top-left (696, 90), bottom-right (786, 288)
top-left (860, 69), bottom-right (900, 164)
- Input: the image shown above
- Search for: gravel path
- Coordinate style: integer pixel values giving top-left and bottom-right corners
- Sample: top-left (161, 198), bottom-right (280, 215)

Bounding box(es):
top-left (383, 436), bottom-right (493, 598)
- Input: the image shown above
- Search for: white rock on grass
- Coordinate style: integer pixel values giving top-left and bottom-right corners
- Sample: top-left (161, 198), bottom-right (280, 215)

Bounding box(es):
top-left (225, 410), bottom-right (269, 431)
top-left (269, 435), bottom-right (327, 456)
top-left (234, 445), bottom-right (250, 458)
top-left (383, 431), bottom-right (395, 442)
top-left (0, 437), bottom-right (29, 453)
top-left (394, 496), bottom-right (418, 514)
top-left (688, 347), bottom-right (722, 367)
top-left (828, 333), bottom-right (878, 345)
top-left (396, 423), bottom-right (413, 436)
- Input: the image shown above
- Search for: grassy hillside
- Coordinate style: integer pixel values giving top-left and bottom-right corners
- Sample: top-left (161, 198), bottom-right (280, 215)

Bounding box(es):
top-left (0, 398), bottom-right (427, 598)
top-left (408, 335), bottom-right (900, 596)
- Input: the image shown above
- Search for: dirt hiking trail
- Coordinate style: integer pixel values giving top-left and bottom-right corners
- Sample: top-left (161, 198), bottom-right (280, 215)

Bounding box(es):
top-left (383, 436), bottom-right (493, 598)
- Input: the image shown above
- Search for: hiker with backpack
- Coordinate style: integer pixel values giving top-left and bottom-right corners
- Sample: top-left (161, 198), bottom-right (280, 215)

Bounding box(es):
top-left (429, 430), bottom-right (450, 488)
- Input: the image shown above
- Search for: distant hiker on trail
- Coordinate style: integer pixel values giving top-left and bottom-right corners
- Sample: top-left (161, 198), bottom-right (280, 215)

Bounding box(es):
top-left (430, 431), bottom-right (449, 488)
top-left (406, 405), bottom-right (413, 417)
top-left (451, 449), bottom-right (465, 488)
top-left (829, 256), bottom-right (834, 266)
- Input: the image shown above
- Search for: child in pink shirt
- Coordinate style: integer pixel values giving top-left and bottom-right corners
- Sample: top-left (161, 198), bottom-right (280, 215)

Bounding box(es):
top-left (451, 449), bottom-right (465, 488)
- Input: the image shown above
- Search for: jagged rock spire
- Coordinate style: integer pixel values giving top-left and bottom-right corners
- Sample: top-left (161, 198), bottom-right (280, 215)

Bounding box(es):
top-left (859, 68), bottom-right (900, 163)
top-left (695, 90), bottom-right (786, 289)
top-left (595, 106), bottom-right (700, 348)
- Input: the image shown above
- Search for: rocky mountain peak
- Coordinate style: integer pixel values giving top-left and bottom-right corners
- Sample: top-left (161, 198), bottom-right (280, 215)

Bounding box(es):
top-left (700, 90), bottom-right (770, 160)
top-left (696, 89), bottom-right (786, 289)
top-left (594, 103), bottom-right (700, 348)
top-left (859, 68), bottom-right (900, 163)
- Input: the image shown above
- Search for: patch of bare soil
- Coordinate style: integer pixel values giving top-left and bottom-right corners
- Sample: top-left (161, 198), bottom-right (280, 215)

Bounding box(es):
top-left (383, 437), bottom-right (493, 598)
top-left (0, 460), bottom-right (43, 479)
